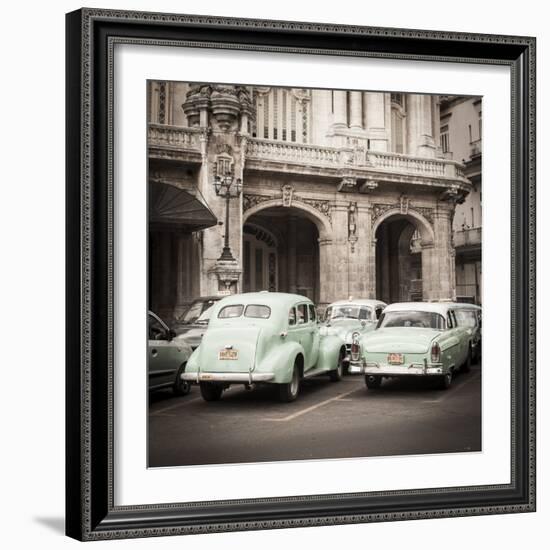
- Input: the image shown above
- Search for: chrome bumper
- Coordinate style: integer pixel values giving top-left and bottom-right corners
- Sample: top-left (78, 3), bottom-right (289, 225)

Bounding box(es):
top-left (348, 361), bottom-right (444, 376)
top-left (181, 371), bottom-right (275, 384)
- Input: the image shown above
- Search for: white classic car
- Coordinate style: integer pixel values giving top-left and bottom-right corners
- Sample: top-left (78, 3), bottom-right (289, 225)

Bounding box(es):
top-left (320, 299), bottom-right (387, 371)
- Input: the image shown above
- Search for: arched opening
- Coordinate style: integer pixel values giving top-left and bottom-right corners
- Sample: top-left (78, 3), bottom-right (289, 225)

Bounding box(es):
top-left (243, 205), bottom-right (320, 302)
top-left (375, 214), bottom-right (425, 303)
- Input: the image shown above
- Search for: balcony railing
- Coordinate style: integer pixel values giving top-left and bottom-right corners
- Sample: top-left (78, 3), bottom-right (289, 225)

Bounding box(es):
top-left (148, 124), bottom-right (202, 150)
top-left (246, 139), bottom-right (341, 166)
top-left (454, 227), bottom-right (482, 248)
top-left (147, 126), bottom-right (467, 182)
top-left (247, 138), bottom-right (466, 180)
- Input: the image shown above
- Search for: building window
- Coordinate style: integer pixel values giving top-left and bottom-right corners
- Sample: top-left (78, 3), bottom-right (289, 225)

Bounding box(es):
top-left (390, 94), bottom-right (406, 154)
top-left (255, 88), bottom-right (309, 143)
top-left (263, 94), bottom-right (269, 139)
top-left (158, 82), bottom-right (167, 124)
top-left (440, 124), bottom-right (450, 153)
top-left (468, 124), bottom-right (473, 143)
top-left (391, 93), bottom-right (404, 106)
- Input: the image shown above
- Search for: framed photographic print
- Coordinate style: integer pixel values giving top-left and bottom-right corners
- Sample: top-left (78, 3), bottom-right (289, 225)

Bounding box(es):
top-left (65, 8), bottom-right (536, 541)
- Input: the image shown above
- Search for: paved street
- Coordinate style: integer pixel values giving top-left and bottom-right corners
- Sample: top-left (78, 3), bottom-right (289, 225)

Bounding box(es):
top-left (148, 362), bottom-right (481, 468)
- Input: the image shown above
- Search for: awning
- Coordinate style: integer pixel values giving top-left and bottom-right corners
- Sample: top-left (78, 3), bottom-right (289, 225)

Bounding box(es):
top-left (149, 181), bottom-right (217, 232)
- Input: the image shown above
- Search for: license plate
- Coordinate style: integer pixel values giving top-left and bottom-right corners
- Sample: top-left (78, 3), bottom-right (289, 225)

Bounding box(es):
top-left (387, 353), bottom-right (404, 365)
top-left (218, 349), bottom-right (238, 360)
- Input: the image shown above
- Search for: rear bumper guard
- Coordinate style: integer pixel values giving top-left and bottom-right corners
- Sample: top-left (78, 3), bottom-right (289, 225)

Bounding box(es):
top-left (349, 360), bottom-right (444, 376)
top-left (181, 371), bottom-right (275, 384)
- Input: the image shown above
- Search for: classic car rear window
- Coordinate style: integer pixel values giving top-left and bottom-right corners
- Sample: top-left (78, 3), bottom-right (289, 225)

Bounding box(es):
top-left (378, 311), bottom-right (446, 330)
top-left (218, 305), bottom-right (244, 318)
top-left (244, 304), bottom-right (271, 319)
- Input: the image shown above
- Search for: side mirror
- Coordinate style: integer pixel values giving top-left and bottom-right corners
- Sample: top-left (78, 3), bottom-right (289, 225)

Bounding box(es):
top-left (360, 320), bottom-right (367, 328)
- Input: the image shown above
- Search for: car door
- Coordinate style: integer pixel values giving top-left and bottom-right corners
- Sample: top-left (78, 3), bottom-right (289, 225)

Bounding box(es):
top-left (148, 312), bottom-right (179, 389)
top-left (287, 303), bottom-right (314, 371)
top-left (308, 304), bottom-right (320, 367)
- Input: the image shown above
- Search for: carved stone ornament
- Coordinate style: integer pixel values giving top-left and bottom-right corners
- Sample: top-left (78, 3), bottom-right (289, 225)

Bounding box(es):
top-left (243, 193), bottom-right (273, 212)
top-left (337, 176), bottom-right (357, 192)
top-left (371, 201), bottom-right (434, 227)
top-left (208, 260), bottom-right (242, 291)
top-left (440, 186), bottom-right (465, 204)
top-left (302, 198), bottom-right (332, 223)
top-left (348, 202), bottom-right (358, 253)
top-left (281, 184), bottom-right (294, 207)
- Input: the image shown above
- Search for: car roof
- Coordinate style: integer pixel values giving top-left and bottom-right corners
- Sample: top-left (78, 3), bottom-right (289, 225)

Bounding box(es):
top-left (216, 292), bottom-right (313, 309)
top-left (190, 295), bottom-right (221, 302)
top-left (383, 302), bottom-right (480, 315)
top-left (328, 299), bottom-right (387, 308)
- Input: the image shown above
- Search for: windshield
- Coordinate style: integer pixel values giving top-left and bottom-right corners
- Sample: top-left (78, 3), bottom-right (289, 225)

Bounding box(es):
top-left (378, 311), bottom-right (446, 330)
top-left (454, 309), bottom-right (478, 328)
top-left (326, 305), bottom-right (372, 321)
top-left (177, 299), bottom-right (218, 324)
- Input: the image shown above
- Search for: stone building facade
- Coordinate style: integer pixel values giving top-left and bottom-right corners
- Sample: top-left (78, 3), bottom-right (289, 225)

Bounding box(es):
top-left (440, 96), bottom-right (482, 305)
top-left (148, 82), bottom-right (474, 319)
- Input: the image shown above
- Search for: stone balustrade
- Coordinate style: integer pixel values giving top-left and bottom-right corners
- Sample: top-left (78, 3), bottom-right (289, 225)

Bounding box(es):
top-left (246, 138), bottom-right (341, 166)
top-left (247, 138), bottom-right (466, 180)
top-left (148, 124), bottom-right (202, 150)
top-left (147, 127), bottom-right (467, 182)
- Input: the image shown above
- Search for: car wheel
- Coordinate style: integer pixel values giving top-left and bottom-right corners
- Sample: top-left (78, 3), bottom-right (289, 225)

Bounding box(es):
top-left (461, 348), bottom-right (472, 373)
top-left (437, 371), bottom-right (453, 390)
top-left (173, 364), bottom-right (191, 396)
top-left (365, 375), bottom-right (382, 389)
top-left (329, 349), bottom-right (345, 382)
top-left (279, 362), bottom-right (301, 402)
top-left (199, 382), bottom-right (223, 402)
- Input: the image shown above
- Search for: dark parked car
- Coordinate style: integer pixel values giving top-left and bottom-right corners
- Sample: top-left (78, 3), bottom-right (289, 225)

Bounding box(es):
top-left (148, 311), bottom-right (193, 395)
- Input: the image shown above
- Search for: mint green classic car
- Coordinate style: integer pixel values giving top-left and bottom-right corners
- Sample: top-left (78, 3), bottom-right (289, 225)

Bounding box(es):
top-left (349, 302), bottom-right (481, 390)
top-left (320, 298), bottom-right (387, 371)
top-left (182, 292), bottom-right (347, 402)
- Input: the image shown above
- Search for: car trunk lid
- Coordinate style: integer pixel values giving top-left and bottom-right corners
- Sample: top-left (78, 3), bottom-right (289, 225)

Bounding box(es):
top-left (200, 325), bottom-right (261, 373)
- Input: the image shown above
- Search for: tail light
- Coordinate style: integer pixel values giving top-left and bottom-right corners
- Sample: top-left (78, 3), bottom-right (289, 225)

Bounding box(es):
top-left (350, 332), bottom-right (361, 362)
top-left (431, 342), bottom-right (441, 363)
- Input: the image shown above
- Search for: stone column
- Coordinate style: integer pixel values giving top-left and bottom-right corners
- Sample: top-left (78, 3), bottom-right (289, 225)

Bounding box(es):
top-left (364, 92), bottom-right (388, 151)
top-left (406, 94), bottom-right (422, 156)
top-left (407, 94), bottom-right (436, 158)
top-left (288, 216), bottom-right (297, 293)
top-left (349, 91), bottom-right (363, 130)
top-left (318, 237), bottom-right (334, 309)
top-left (330, 203), bottom-right (351, 301)
top-left (348, 203), bottom-right (374, 298)
top-left (420, 243), bottom-right (435, 300)
top-left (424, 207), bottom-right (455, 301)
top-left (332, 90), bottom-right (348, 129)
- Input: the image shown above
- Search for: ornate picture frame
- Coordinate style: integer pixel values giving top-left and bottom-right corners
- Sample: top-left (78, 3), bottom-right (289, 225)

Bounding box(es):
top-left (65, 8), bottom-right (536, 541)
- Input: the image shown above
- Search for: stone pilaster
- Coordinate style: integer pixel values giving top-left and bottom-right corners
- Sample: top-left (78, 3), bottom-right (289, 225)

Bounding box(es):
top-left (288, 216), bottom-right (298, 293)
top-left (364, 92), bottom-right (388, 151)
top-left (427, 206), bottom-right (455, 300)
top-left (349, 91), bottom-right (363, 130)
top-left (348, 203), bottom-right (374, 298)
top-left (318, 237), bottom-right (333, 308)
top-left (332, 90), bottom-right (348, 130)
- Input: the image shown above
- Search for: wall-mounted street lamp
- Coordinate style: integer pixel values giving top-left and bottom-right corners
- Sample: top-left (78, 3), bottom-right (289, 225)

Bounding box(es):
top-left (213, 157), bottom-right (242, 262)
